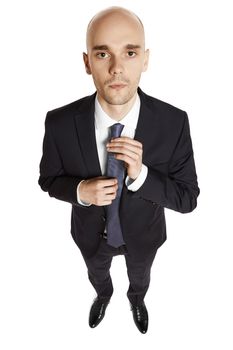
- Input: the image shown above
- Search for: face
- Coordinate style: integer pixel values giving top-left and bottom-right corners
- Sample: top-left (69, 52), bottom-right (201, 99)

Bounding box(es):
top-left (83, 12), bottom-right (149, 106)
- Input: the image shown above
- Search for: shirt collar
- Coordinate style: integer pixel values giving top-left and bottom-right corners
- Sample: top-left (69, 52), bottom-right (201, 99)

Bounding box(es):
top-left (94, 93), bottom-right (141, 131)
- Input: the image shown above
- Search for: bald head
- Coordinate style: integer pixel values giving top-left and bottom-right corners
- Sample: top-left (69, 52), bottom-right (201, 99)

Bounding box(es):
top-left (86, 7), bottom-right (145, 52)
top-left (83, 6), bottom-right (149, 110)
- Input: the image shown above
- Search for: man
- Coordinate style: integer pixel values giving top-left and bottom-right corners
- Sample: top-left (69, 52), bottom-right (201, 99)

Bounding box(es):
top-left (38, 7), bottom-right (199, 334)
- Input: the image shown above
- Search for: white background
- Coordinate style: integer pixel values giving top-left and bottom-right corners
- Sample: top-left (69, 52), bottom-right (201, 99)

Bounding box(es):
top-left (1, 0), bottom-right (233, 349)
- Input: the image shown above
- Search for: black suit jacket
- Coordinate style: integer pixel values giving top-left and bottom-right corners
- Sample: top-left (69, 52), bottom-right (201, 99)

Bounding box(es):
top-left (38, 88), bottom-right (200, 259)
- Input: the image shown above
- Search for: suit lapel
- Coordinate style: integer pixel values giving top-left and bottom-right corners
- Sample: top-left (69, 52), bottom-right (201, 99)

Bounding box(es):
top-left (74, 93), bottom-right (102, 177)
top-left (135, 88), bottom-right (160, 160)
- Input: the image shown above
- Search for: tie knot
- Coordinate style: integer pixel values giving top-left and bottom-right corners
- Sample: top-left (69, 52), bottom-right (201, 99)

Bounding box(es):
top-left (110, 123), bottom-right (124, 138)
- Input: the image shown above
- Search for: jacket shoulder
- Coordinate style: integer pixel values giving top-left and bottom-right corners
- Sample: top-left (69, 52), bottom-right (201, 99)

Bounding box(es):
top-left (44, 93), bottom-right (95, 126)
top-left (142, 90), bottom-right (187, 117)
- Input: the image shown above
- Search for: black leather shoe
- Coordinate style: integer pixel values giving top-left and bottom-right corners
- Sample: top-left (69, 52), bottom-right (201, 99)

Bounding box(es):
top-left (130, 301), bottom-right (148, 334)
top-left (89, 297), bottom-right (109, 328)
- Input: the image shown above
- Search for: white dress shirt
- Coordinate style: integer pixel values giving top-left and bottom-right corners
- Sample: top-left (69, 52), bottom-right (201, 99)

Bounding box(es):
top-left (77, 93), bottom-right (148, 205)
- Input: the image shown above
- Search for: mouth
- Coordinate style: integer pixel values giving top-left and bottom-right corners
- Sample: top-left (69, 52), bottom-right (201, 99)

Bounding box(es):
top-left (108, 84), bottom-right (127, 90)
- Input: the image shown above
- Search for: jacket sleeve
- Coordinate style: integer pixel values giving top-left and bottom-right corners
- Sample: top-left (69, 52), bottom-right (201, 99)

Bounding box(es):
top-left (38, 113), bottom-right (83, 206)
top-left (132, 112), bottom-right (200, 213)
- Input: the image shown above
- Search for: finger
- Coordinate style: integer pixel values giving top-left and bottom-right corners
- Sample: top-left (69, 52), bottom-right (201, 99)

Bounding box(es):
top-left (109, 137), bottom-right (142, 148)
top-left (105, 193), bottom-right (117, 200)
top-left (107, 147), bottom-right (141, 160)
top-left (103, 200), bottom-right (113, 206)
top-left (107, 142), bottom-right (142, 155)
top-left (103, 185), bottom-right (118, 195)
top-left (98, 178), bottom-right (118, 188)
top-left (114, 153), bottom-right (138, 165)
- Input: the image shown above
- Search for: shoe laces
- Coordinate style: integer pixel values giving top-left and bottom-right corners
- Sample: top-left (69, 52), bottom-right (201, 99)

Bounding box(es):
top-left (131, 303), bottom-right (147, 321)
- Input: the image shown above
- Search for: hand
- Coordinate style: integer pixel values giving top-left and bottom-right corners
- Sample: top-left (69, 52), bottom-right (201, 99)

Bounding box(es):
top-left (106, 137), bottom-right (143, 180)
top-left (79, 176), bottom-right (118, 206)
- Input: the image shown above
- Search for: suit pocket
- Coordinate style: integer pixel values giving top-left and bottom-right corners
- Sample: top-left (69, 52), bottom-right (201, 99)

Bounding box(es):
top-left (138, 196), bottom-right (159, 207)
top-left (137, 196), bottom-right (164, 228)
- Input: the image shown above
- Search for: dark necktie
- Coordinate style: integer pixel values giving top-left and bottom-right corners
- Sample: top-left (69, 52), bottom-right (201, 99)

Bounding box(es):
top-left (106, 123), bottom-right (125, 248)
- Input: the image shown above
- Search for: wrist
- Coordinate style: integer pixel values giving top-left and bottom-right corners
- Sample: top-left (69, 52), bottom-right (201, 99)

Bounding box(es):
top-left (129, 166), bottom-right (142, 181)
top-left (79, 180), bottom-right (87, 200)
top-left (77, 180), bottom-right (91, 206)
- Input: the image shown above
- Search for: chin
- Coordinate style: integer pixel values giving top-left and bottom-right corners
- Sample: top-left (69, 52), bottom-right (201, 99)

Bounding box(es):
top-left (106, 97), bottom-right (129, 105)
top-left (104, 91), bottom-right (136, 106)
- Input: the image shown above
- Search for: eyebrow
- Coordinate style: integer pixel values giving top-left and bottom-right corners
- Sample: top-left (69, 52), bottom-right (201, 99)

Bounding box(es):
top-left (92, 44), bottom-right (142, 51)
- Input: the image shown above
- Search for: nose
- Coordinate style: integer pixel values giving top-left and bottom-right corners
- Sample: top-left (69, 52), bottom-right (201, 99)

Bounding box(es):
top-left (109, 56), bottom-right (123, 75)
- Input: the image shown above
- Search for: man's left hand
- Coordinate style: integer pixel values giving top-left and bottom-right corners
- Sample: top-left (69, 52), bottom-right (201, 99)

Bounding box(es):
top-left (106, 137), bottom-right (143, 180)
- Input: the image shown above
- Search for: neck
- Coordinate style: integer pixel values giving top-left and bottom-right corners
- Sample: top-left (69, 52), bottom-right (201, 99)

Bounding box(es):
top-left (97, 92), bottom-right (137, 121)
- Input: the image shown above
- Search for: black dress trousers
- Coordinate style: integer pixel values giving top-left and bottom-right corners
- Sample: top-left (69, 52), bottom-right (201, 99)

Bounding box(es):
top-left (82, 236), bottom-right (157, 306)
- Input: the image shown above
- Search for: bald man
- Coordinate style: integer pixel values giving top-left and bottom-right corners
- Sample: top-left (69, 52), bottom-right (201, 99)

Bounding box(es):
top-left (38, 7), bottom-right (199, 334)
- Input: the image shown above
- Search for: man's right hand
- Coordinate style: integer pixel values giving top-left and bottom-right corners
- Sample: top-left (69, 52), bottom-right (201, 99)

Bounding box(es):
top-left (78, 177), bottom-right (118, 206)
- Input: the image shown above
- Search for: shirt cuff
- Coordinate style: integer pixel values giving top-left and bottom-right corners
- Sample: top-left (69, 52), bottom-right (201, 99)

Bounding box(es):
top-left (77, 180), bottom-right (92, 206)
top-left (125, 164), bottom-right (148, 192)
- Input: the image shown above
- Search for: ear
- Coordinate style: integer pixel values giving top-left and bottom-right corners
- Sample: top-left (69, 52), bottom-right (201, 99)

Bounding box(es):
top-left (142, 49), bottom-right (150, 72)
top-left (83, 52), bottom-right (92, 75)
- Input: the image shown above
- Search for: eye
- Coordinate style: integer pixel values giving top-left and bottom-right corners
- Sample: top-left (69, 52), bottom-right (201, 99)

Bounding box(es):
top-left (127, 51), bottom-right (137, 57)
top-left (96, 52), bottom-right (110, 59)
